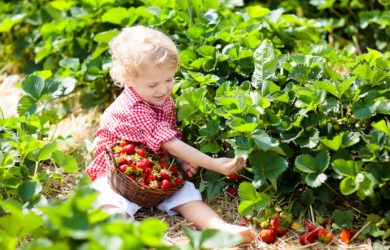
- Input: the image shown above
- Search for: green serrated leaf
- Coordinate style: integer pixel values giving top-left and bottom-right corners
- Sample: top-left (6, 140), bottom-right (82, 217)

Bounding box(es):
top-left (332, 159), bottom-right (358, 177)
top-left (52, 151), bottom-right (78, 173)
top-left (249, 150), bottom-right (287, 181)
top-left (17, 96), bottom-right (37, 116)
top-left (253, 130), bottom-right (279, 151)
top-left (320, 133), bottom-right (343, 151)
top-left (93, 29), bottom-right (119, 43)
top-left (306, 173), bottom-right (327, 188)
top-left (295, 154), bottom-right (318, 173)
top-left (21, 75), bottom-right (45, 100)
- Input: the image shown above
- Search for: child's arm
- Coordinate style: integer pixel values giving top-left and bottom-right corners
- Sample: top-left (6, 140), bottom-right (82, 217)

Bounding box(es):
top-left (162, 137), bottom-right (246, 175)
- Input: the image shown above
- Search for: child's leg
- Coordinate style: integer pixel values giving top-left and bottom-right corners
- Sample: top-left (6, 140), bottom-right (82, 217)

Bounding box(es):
top-left (173, 200), bottom-right (255, 243)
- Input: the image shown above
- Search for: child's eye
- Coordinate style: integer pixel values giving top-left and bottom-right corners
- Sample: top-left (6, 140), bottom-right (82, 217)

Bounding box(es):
top-left (166, 78), bottom-right (173, 83)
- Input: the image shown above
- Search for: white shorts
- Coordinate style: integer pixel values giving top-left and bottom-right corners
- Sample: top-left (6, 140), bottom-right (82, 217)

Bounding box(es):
top-left (91, 173), bottom-right (202, 220)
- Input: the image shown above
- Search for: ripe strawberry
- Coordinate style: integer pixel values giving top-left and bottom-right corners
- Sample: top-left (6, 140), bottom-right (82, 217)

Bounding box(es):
top-left (172, 177), bottom-right (183, 187)
top-left (122, 144), bottom-right (135, 154)
top-left (118, 140), bottom-right (129, 147)
top-left (270, 217), bottom-right (280, 230)
top-left (239, 217), bottom-right (249, 226)
top-left (276, 228), bottom-right (288, 237)
top-left (299, 231), bottom-right (316, 245)
top-left (226, 173), bottom-right (240, 180)
top-left (136, 148), bottom-right (146, 157)
top-left (161, 179), bottom-right (171, 189)
top-left (317, 228), bottom-right (333, 243)
top-left (118, 164), bottom-right (128, 173)
top-left (322, 219), bottom-right (332, 228)
top-left (117, 155), bottom-right (128, 165)
top-left (160, 169), bottom-right (172, 180)
top-left (170, 166), bottom-right (178, 174)
top-left (259, 228), bottom-right (276, 244)
top-left (340, 229), bottom-right (356, 244)
top-left (226, 187), bottom-right (238, 197)
top-left (137, 158), bottom-right (151, 170)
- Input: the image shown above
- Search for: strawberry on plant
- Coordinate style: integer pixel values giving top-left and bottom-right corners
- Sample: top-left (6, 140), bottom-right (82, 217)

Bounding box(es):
top-left (259, 228), bottom-right (276, 244)
top-left (299, 231), bottom-right (316, 245)
top-left (260, 220), bottom-right (269, 229)
top-left (226, 187), bottom-right (238, 197)
top-left (226, 173), bottom-right (240, 180)
top-left (317, 228), bottom-right (333, 243)
top-left (239, 217), bottom-right (249, 226)
top-left (276, 228), bottom-right (288, 237)
top-left (340, 229), bottom-right (356, 244)
top-left (270, 217), bottom-right (280, 230)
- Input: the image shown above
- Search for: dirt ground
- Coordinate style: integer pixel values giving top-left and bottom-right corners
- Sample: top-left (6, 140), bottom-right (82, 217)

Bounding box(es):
top-left (0, 74), bottom-right (386, 250)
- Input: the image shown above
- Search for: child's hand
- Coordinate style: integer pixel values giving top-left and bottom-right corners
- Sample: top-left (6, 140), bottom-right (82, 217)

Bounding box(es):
top-left (182, 161), bottom-right (199, 177)
top-left (212, 157), bottom-right (246, 176)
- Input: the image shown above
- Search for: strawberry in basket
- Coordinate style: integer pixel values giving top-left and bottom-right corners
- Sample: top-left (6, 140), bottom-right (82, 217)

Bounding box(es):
top-left (112, 140), bottom-right (184, 190)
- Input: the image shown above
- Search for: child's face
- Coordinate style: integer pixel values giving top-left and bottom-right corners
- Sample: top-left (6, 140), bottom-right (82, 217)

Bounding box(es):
top-left (130, 66), bottom-right (175, 106)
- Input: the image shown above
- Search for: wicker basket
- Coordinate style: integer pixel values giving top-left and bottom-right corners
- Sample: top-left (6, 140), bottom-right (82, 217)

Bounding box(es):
top-left (105, 146), bottom-right (184, 208)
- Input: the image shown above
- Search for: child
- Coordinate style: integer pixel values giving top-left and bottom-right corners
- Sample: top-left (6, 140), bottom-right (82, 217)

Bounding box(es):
top-left (86, 25), bottom-right (254, 243)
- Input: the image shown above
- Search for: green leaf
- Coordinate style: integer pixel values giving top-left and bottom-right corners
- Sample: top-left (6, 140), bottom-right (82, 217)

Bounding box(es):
top-left (52, 151), bottom-right (78, 173)
top-left (199, 120), bottom-right (219, 136)
top-left (372, 120), bottom-right (390, 137)
top-left (36, 142), bottom-right (58, 161)
top-left (313, 80), bottom-right (338, 97)
top-left (93, 30), bottom-right (119, 43)
top-left (295, 154), bottom-right (317, 173)
top-left (251, 39), bottom-right (277, 91)
top-left (238, 182), bottom-right (271, 215)
top-left (340, 176), bottom-right (358, 195)
top-left (227, 118), bottom-right (257, 132)
top-left (331, 209), bottom-right (354, 229)
top-left (249, 150), bottom-right (288, 181)
top-left (352, 102), bottom-right (376, 120)
top-left (315, 150), bottom-right (330, 172)
top-left (91, 43), bottom-right (109, 60)
top-left (21, 75), bottom-right (45, 100)
top-left (182, 226), bottom-right (241, 249)
top-left (206, 180), bottom-right (226, 200)
top-left (342, 132), bottom-right (360, 148)
top-left (198, 45), bottom-right (216, 59)
top-left (332, 159), bottom-right (358, 177)
top-left (306, 173), bottom-right (327, 188)
top-left (253, 130), bottom-right (279, 151)
top-left (320, 133), bottom-right (343, 151)
top-left (356, 172), bottom-right (378, 200)
top-left (102, 7), bottom-right (129, 25)
top-left (17, 181), bottom-right (42, 202)
top-left (139, 218), bottom-right (167, 247)
top-left (17, 96), bottom-right (37, 115)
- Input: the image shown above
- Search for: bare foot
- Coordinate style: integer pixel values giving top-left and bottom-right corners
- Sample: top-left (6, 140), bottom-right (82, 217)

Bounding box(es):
top-left (214, 223), bottom-right (256, 243)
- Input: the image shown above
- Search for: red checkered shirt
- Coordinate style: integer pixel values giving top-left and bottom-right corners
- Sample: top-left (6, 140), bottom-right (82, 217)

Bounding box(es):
top-left (86, 86), bottom-right (181, 181)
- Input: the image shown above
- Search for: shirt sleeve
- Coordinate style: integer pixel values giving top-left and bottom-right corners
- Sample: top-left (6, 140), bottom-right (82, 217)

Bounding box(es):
top-left (112, 103), bottom-right (178, 153)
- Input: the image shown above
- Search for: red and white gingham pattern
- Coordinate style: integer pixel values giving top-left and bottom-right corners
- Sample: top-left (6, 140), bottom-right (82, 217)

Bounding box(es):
top-left (86, 87), bottom-right (181, 181)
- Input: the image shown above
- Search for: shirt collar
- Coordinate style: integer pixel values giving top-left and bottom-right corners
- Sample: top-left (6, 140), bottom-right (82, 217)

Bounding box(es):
top-left (124, 86), bottom-right (168, 110)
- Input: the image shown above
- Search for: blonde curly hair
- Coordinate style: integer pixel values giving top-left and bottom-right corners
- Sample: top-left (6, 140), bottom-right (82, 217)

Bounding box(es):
top-left (109, 25), bottom-right (179, 88)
